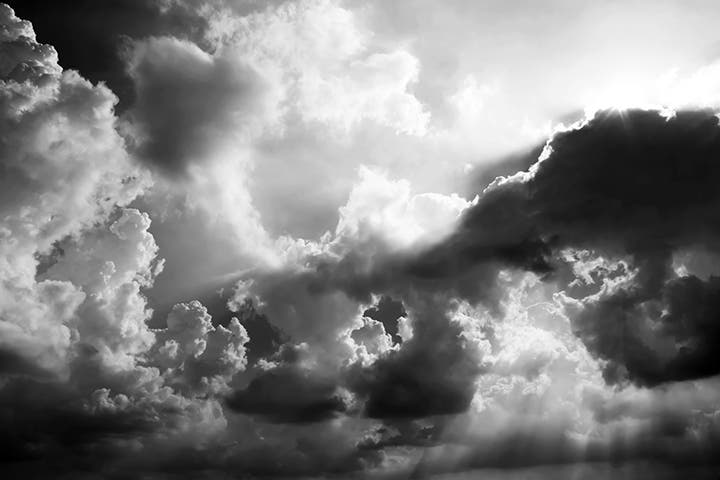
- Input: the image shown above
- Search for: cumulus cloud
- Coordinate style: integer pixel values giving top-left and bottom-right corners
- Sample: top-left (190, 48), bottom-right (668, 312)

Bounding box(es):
top-left (153, 300), bottom-right (250, 394)
top-left (335, 166), bottom-right (472, 251)
top-left (0, 6), bottom-right (244, 473)
top-left (40, 209), bottom-right (161, 371)
top-left (202, 0), bottom-right (430, 136)
top-left (1, 200), bottom-right (234, 467)
top-left (0, 3), bottom-right (148, 374)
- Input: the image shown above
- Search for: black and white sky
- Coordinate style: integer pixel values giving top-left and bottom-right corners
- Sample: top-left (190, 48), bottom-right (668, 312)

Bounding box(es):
top-left (3, 1), bottom-right (720, 478)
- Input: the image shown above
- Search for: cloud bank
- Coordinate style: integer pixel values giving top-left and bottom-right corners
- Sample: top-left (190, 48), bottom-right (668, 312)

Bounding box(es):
top-left (3, 1), bottom-right (720, 479)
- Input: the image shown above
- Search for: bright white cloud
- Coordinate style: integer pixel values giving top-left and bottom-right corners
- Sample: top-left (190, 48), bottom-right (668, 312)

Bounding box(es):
top-left (335, 166), bottom-right (472, 251)
top-left (0, 4), bottom-right (148, 373)
top-left (204, 0), bottom-right (429, 135)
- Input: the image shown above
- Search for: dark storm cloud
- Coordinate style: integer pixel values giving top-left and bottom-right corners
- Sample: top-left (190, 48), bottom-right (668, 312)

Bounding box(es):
top-left (313, 247), bottom-right (505, 311)
top-left (228, 270), bottom-right (486, 422)
top-left (0, 348), bottom-right (53, 378)
top-left (0, 377), bottom-right (156, 464)
top-left (348, 297), bottom-right (484, 419)
top-left (226, 362), bottom-right (349, 423)
top-left (573, 272), bottom-right (720, 386)
top-left (425, 109), bottom-right (720, 275)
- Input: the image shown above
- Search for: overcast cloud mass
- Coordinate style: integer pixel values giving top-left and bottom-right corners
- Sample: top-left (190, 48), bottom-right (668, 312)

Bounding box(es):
top-left (3, 1), bottom-right (720, 478)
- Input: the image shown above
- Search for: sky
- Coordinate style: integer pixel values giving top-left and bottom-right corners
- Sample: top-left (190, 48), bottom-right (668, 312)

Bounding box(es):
top-left (3, 0), bottom-right (720, 478)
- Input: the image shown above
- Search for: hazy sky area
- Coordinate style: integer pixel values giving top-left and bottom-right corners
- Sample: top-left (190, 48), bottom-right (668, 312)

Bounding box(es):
top-left (3, 1), bottom-right (720, 478)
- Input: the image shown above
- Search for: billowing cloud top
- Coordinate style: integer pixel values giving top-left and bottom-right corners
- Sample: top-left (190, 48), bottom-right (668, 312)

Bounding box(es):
top-left (3, 1), bottom-right (720, 479)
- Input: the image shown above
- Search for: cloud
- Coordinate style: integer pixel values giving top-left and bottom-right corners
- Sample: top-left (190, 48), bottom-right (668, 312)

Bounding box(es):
top-left (152, 300), bottom-right (250, 394)
top-left (565, 271), bottom-right (720, 386)
top-left (0, 377), bottom-right (156, 464)
top-left (107, 0), bottom-right (458, 315)
top-left (40, 209), bottom-right (161, 370)
top-left (350, 316), bottom-right (395, 361)
top-left (6, 2), bottom-right (720, 478)
top-left (230, 269), bottom-right (363, 360)
top-left (226, 365), bottom-right (349, 423)
top-left (436, 109), bottom-right (720, 269)
top-left (0, 3), bottom-right (148, 374)
top-left (375, 275), bottom-right (720, 477)
top-left (362, 295), bottom-right (407, 344)
top-left (123, 35), bottom-right (276, 176)
top-left (229, 297), bottom-right (287, 365)
top-left (9, 0), bottom-right (211, 111)
top-left (5, 203), bottom-right (232, 462)
top-left (335, 166), bottom-right (472, 251)
top-left (117, 15), bottom-right (288, 308)
top-left (202, 0), bottom-right (429, 135)
top-left (394, 108), bottom-right (720, 385)
top-left (0, 7), bottom-right (242, 472)
top-left (348, 297), bottom-right (486, 419)
top-left (216, 104), bottom-right (720, 474)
